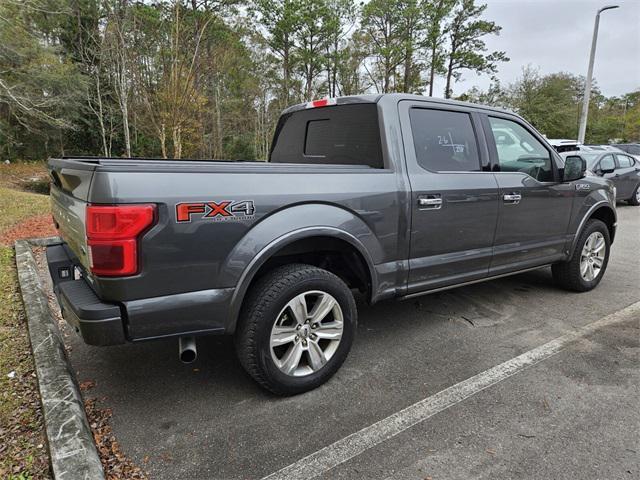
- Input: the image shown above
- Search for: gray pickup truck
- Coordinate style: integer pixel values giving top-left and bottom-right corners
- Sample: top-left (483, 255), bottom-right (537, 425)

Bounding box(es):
top-left (47, 94), bottom-right (617, 395)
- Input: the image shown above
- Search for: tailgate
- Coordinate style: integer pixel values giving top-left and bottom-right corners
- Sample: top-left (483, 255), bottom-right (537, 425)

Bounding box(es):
top-left (49, 158), bottom-right (96, 271)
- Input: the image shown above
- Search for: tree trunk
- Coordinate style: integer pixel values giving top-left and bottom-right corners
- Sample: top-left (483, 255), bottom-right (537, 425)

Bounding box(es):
top-left (215, 82), bottom-right (223, 158)
top-left (403, 49), bottom-right (411, 93)
top-left (429, 42), bottom-right (437, 96)
top-left (160, 123), bottom-right (167, 159)
top-left (93, 74), bottom-right (109, 157)
top-left (283, 35), bottom-right (290, 104)
top-left (444, 56), bottom-right (454, 99)
top-left (120, 85), bottom-right (131, 156)
top-left (172, 125), bottom-right (182, 159)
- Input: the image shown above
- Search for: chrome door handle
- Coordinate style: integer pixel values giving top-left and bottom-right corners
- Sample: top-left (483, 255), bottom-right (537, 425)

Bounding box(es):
top-left (418, 195), bottom-right (442, 209)
top-left (503, 193), bottom-right (522, 204)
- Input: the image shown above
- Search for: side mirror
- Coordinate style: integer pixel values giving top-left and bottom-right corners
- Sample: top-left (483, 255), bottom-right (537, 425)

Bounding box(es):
top-left (600, 166), bottom-right (615, 174)
top-left (563, 155), bottom-right (586, 182)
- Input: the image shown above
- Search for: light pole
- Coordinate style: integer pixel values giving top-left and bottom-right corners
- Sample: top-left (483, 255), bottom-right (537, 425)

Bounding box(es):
top-left (577, 5), bottom-right (619, 144)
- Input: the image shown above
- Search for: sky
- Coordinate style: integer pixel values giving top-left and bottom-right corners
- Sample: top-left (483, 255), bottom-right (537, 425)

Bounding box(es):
top-left (437, 0), bottom-right (640, 98)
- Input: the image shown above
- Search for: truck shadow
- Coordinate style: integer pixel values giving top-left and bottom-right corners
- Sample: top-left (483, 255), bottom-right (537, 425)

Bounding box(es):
top-left (79, 267), bottom-right (559, 401)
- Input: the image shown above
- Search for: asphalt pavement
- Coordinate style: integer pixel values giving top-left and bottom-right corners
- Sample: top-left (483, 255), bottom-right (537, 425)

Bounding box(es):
top-left (53, 205), bottom-right (639, 480)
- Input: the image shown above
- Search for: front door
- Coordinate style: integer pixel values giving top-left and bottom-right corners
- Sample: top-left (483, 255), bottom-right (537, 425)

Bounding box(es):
top-left (482, 114), bottom-right (574, 274)
top-left (399, 101), bottom-right (500, 293)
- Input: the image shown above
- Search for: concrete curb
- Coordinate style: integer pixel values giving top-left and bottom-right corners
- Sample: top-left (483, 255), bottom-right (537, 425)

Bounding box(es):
top-left (15, 239), bottom-right (105, 480)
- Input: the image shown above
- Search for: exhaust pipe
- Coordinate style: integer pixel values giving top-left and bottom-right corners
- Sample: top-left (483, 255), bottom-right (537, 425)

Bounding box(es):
top-left (178, 336), bottom-right (197, 363)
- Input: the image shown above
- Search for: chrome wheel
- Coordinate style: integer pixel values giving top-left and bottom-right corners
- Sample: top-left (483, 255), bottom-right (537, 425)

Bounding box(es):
top-left (636, 186), bottom-right (640, 203)
top-left (580, 231), bottom-right (606, 281)
top-left (270, 290), bottom-right (344, 377)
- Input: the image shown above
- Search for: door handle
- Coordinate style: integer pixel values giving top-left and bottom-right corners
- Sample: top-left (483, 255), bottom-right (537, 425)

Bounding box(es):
top-left (503, 193), bottom-right (522, 204)
top-left (418, 195), bottom-right (442, 209)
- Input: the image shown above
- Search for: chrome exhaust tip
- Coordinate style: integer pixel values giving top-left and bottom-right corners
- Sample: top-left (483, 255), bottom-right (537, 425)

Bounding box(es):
top-left (178, 336), bottom-right (197, 363)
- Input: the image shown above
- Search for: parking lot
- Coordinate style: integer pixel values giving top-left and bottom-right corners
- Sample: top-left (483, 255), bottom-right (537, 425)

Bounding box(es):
top-left (50, 205), bottom-right (638, 480)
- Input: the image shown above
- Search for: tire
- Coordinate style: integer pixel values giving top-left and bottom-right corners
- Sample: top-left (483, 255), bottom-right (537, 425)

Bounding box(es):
top-left (235, 264), bottom-right (357, 396)
top-left (628, 183), bottom-right (640, 206)
top-left (552, 219), bottom-right (610, 292)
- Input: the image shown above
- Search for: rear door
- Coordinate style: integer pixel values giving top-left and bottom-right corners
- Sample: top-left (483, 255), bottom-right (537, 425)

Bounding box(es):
top-left (399, 101), bottom-right (500, 293)
top-left (613, 153), bottom-right (638, 199)
top-left (482, 114), bottom-right (574, 274)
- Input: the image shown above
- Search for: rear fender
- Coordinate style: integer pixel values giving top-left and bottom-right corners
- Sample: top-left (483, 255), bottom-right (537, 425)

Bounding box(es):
top-left (220, 203), bottom-right (383, 332)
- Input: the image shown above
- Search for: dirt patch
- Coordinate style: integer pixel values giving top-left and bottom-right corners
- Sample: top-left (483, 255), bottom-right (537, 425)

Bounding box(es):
top-left (0, 215), bottom-right (57, 246)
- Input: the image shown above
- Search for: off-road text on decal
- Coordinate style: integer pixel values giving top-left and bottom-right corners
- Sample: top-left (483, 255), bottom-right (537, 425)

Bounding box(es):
top-left (176, 200), bottom-right (255, 223)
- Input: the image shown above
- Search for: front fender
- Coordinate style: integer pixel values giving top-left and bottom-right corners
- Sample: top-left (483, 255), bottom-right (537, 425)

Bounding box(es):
top-left (567, 186), bottom-right (617, 257)
top-left (220, 203), bottom-right (384, 331)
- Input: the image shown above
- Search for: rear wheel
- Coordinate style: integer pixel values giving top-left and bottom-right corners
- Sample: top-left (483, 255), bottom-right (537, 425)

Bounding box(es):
top-left (552, 219), bottom-right (610, 292)
top-left (235, 264), bottom-right (356, 395)
top-left (628, 183), bottom-right (640, 206)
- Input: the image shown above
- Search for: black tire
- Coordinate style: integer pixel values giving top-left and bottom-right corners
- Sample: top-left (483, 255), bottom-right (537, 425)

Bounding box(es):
top-left (235, 264), bottom-right (357, 396)
top-left (628, 183), bottom-right (640, 206)
top-left (552, 219), bottom-right (610, 292)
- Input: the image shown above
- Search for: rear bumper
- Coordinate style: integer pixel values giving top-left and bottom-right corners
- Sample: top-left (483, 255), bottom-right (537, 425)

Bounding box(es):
top-left (47, 243), bottom-right (126, 345)
top-left (46, 243), bottom-right (234, 346)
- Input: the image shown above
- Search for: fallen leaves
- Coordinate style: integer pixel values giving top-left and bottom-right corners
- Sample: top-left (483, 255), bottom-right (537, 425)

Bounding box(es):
top-left (79, 380), bottom-right (96, 392)
top-left (0, 248), bottom-right (51, 479)
top-left (0, 214), bottom-right (57, 246)
top-left (84, 397), bottom-right (149, 480)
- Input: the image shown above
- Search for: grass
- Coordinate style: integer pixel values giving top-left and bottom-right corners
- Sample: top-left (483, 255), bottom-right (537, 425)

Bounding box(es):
top-left (0, 187), bottom-right (51, 233)
top-left (0, 184), bottom-right (51, 478)
top-left (0, 162), bottom-right (48, 190)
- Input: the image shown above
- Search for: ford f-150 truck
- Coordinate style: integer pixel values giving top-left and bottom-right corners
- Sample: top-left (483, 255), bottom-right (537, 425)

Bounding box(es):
top-left (47, 94), bottom-right (617, 395)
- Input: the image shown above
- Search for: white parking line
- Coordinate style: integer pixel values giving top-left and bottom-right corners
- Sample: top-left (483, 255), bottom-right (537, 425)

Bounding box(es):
top-left (262, 301), bottom-right (640, 480)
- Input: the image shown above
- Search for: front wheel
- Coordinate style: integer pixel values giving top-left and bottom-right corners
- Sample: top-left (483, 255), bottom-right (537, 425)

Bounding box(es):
top-left (552, 219), bottom-right (610, 292)
top-left (235, 264), bottom-right (357, 396)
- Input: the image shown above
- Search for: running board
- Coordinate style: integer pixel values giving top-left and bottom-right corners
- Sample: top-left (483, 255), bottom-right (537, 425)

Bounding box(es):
top-left (400, 264), bottom-right (552, 300)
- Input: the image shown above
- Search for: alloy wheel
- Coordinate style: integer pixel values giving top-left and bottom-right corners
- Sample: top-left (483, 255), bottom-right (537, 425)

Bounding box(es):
top-left (580, 231), bottom-right (606, 281)
top-left (269, 290), bottom-right (344, 377)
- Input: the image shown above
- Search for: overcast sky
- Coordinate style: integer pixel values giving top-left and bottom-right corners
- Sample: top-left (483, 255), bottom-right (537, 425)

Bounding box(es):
top-left (437, 0), bottom-right (640, 98)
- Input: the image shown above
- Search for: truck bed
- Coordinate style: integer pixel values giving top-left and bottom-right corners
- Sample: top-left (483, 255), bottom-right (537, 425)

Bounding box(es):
top-left (48, 154), bottom-right (403, 340)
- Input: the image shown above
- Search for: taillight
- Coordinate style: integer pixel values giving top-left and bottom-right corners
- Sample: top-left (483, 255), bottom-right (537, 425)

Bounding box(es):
top-left (86, 204), bottom-right (156, 276)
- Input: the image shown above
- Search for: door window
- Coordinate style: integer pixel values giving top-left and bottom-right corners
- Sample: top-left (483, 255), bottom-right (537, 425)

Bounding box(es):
top-left (409, 109), bottom-right (480, 172)
top-left (615, 154), bottom-right (634, 168)
top-left (488, 117), bottom-right (553, 182)
top-left (599, 155), bottom-right (615, 171)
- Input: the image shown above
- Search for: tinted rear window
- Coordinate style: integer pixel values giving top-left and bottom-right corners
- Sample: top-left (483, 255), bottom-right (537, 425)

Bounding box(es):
top-left (270, 104), bottom-right (383, 168)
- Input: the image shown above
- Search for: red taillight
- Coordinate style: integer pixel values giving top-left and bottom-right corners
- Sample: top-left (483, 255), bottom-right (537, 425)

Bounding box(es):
top-left (86, 204), bottom-right (156, 276)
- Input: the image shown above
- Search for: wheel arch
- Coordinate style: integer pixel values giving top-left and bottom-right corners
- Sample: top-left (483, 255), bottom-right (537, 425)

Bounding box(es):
top-left (569, 202), bottom-right (617, 257)
top-left (222, 204), bottom-right (383, 333)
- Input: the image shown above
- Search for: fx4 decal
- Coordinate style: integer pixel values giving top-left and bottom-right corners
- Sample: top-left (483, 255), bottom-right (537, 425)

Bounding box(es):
top-left (176, 200), bottom-right (255, 223)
